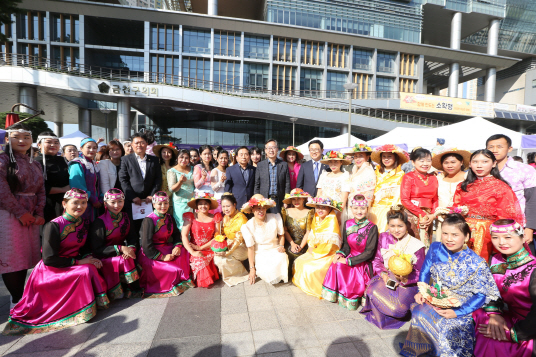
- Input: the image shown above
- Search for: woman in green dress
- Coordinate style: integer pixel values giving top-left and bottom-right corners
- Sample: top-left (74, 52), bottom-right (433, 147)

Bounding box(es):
top-left (167, 149), bottom-right (195, 228)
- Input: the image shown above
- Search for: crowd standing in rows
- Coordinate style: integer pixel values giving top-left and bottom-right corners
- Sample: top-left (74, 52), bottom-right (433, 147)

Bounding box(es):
top-left (1, 123), bottom-right (536, 357)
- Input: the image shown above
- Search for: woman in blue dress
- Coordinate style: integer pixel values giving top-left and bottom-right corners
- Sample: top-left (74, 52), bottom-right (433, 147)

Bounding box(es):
top-left (399, 213), bottom-right (500, 357)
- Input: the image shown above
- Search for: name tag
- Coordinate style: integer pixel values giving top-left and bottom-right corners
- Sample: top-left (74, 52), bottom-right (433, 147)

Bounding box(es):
top-left (411, 200), bottom-right (420, 206)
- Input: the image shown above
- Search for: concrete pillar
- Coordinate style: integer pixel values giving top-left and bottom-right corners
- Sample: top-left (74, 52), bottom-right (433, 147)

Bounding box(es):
top-left (117, 98), bottom-right (131, 142)
top-left (340, 124), bottom-right (348, 134)
top-left (485, 67), bottom-right (497, 102)
top-left (19, 87), bottom-right (38, 113)
top-left (448, 12), bottom-right (462, 98)
top-left (485, 19), bottom-right (500, 102)
top-left (449, 63), bottom-right (459, 98)
top-left (54, 122), bottom-right (63, 137)
top-left (208, 0), bottom-right (218, 16)
top-left (78, 108), bottom-right (92, 136)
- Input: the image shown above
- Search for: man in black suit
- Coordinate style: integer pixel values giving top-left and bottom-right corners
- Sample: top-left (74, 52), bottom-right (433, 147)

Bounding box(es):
top-left (254, 139), bottom-right (291, 214)
top-left (224, 146), bottom-right (256, 209)
top-left (119, 132), bottom-right (162, 235)
top-left (296, 139), bottom-right (328, 197)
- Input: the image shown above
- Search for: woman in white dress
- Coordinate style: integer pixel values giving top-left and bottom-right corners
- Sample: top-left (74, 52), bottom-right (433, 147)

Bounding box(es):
top-left (342, 144), bottom-right (376, 220)
top-left (316, 150), bottom-right (351, 224)
top-left (240, 194), bottom-right (289, 285)
top-left (210, 150), bottom-right (229, 213)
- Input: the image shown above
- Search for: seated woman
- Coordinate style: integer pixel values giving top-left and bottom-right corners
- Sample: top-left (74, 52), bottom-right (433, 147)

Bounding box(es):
top-left (281, 188), bottom-right (314, 279)
top-left (293, 197), bottom-right (342, 298)
top-left (361, 206), bottom-right (425, 329)
top-left (137, 192), bottom-right (193, 298)
top-left (182, 192), bottom-right (221, 288)
top-left (4, 189), bottom-right (109, 335)
top-left (89, 189), bottom-right (142, 300)
top-left (322, 194), bottom-right (378, 310)
top-left (399, 214), bottom-right (500, 357)
top-left (213, 193), bottom-right (249, 287)
top-left (473, 219), bottom-right (536, 357)
top-left (240, 195), bottom-right (289, 285)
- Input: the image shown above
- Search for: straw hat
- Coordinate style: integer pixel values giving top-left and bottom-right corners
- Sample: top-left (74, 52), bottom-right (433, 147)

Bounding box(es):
top-left (153, 142), bottom-right (179, 158)
top-left (279, 146), bottom-right (304, 161)
top-left (187, 192), bottom-right (219, 210)
top-left (282, 188), bottom-right (312, 205)
top-left (342, 143), bottom-right (373, 155)
top-left (241, 194), bottom-right (277, 214)
top-left (306, 197), bottom-right (343, 212)
top-left (319, 150), bottom-right (352, 166)
top-left (371, 144), bottom-right (409, 165)
top-left (431, 148), bottom-right (471, 170)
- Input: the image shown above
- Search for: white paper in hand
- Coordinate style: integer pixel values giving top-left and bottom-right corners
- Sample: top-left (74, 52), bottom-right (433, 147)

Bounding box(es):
top-left (132, 202), bottom-right (152, 220)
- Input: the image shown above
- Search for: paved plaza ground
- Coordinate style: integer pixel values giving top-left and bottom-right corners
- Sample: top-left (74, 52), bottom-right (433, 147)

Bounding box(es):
top-left (0, 279), bottom-right (408, 357)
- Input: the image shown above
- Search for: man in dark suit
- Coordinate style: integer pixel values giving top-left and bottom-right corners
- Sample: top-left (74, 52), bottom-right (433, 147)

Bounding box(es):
top-left (224, 146), bottom-right (256, 209)
top-left (119, 132), bottom-right (162, 235)
top-left (254, 139), bottom-right (291, 214)
top-left (296, 139), bottom-right (329, 197)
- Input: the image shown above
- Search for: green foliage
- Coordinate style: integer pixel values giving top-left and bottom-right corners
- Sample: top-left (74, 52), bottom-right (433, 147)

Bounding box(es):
top-left (0, 112), bottom-right (50, 141)
top-left (0, 0), bottom-right (23, 43)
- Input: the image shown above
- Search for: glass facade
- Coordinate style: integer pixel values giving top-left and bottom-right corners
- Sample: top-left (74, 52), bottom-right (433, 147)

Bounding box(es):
top-left (214, 60), bottom-right (240, 90)
top-left (182, 57), bottom-right (210, 88)
top-left (327, 44), bottom-right (349, 69)
top-left (244, 35), bottom-right (270, 60)
top-left (214, 31), bottom-right (241, 57)
top-left (327, 71), bottom-right (348, 98)
top-left (151, 24), bottom-right (180, 51)
top-left (51, 14), bottom-right (79, 43)
top-left (51, 46), bottom-right (79, 67)
top-left (273, 38), bottom-right (297, 62)
top-left (301, 41), bottom-right (323, 66)
top-left (243, 63), bottom-right (269, 90)
top-left (88, 50), bottom-right (143, 71)
top-left (377, 51), bottom-right (396, 74)
top-left (300, 69), bottom-right (323, 97)
top-left (376, 77), bottom-right (395, 98)
top-left (353, 48), bottom-right (373, 71)
top-left (151, 54), bottom-right (180, 83)
top-left (272, 65), bottom-right (296, 94)
top-left (183, 29), bottom-right (211, 54)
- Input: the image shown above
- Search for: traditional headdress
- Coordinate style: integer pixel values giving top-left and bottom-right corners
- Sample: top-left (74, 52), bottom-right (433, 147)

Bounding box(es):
top-left (104, 189), bottom-right (125, 201)
top-left (64, 188), bottom-right (88, 200)
top-left (80, 137), bottom-right (96, 148)
top-left (5, 127), bottom-right (34, 164)
top-left (342, 143), bottom-right (373, 155)
top-left (306, 197), bottom-right (343, 212)
top-left (282, 188), bottom-right (312, 204)
top-left (187, 191), bottom-right (219, 210)
top-left (152, 192), bottom-right (170, 204)
top-left (490, 221), bottom-right (524, 236)
top-left (241, 194), bottom-right (276, 213)
top-left (350, 195), bottom-right (368, 207)
top-left (36, 134), bottom-right (59, 179)
top-left (320, 150), bottom-right (352, 165)
top-left (370, 144), bottom-right (409, 165)
top-left (279, 146), bottom-right (304, 161)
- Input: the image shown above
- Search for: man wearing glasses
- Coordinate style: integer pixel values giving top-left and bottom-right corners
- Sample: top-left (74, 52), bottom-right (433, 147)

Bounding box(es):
top-left (254, 139), bottom-right (291, 213)
top-left (296, 139), bottom-right (328, 197)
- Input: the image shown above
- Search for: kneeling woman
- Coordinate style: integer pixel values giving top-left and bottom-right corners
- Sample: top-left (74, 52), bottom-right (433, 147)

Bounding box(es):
top-left (473, 219), bottom-right (536, 357)
top-left (89, 189), bottom-right (142, 300)
top-left (322, 195), bottom-right (378, 310)
top-left (4, 189), bottom-right (109, 335)
top-left (240, 195), bottom-right (289, 285)
top-left (361, 206), bottom-right (425, 329)
top-left (293, 197), bottom-right (342, 298)
top-left (137, 192), bottom-right (194, 298)
top-left (399, 214), bottom-right (499, 357)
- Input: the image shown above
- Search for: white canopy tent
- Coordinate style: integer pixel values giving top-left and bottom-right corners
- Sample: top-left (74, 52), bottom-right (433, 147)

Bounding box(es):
top-left (367, 127), bottom-right (436, 151)
top-left (59, 130), bottom-right (89, 149)
top-left (297, 134), bottom-right (366, 155)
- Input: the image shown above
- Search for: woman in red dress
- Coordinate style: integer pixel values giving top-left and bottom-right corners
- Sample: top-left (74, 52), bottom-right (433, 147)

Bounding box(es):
top-left (181, 192), bottom-right (221, 287)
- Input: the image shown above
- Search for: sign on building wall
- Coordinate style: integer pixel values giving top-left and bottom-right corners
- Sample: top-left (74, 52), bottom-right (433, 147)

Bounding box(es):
top-left (517, 104), bottom-right (536, 114)
top-left (400, 93), bottom-right (494, 117)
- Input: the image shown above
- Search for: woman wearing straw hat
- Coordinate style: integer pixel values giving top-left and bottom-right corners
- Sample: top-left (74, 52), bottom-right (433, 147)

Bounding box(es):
top-left (153, 142), bottom-right (178, 204)
top-left (182, 192), bottom-right (221, 288)
top-left (280, 146), bottom-right (304, 190)
top-left (342, 144), bottom-right (376, 220)
top-left (316, 151), bottom-right (351, 221)
top-left (240, 194), bottom-right (289, 285)
top-left (369, 144), bottom-right (408, 233)
top-left (293, 197), bottom-right (342, 298)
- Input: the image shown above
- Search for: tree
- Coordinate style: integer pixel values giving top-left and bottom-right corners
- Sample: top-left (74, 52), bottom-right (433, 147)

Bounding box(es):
top-left (0, 112), bottom-right (50, 141)
top-left (0, 0), bottom-right (23, 43)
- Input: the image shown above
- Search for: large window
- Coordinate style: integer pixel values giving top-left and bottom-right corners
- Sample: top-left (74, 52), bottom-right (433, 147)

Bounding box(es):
top-left (273, 38), bottom-right (296, 62)
top-left (243, 63), bottom-right (269, 91)
top-left (376, 77), bottom-right (395, 98)
top-left (353, 48), bottom-right (373, 71)
top-left (183, 29), bottom-right (211, 54)
top-left (244, 35), bottom-right (269, 60)
top-left (51, 46), bottom-right (79, 68)
top-left (88, 50), bottom-right (143, 71)
top-left (51, 14), bottom-right (79, 43)
top-left (377, 51), bottom-right (396, 73)
top-left (18, 12), bottom-right (45, 41)
top-left (352, 73), bottom-right (371, 99)
top-left (300, 69), bottom-right (323, 97)
top-left (150, 54), bottom-right (180, 84)
top-left (151, 24), bottom-right (180, 52)
top-left (214, 31), bottom-right (240, 57)
top-left (327, 44), bottom-right (349, 68)
top-left (214, 60), bottom-right (240, 90)
top-left (400, 53), bottom-right (417, 76)
top-left (301, 41), bottom-right (323, 66)
top-left (272, 65), bottom-right (296, 95)
top-left (182, 57), bottom-right (210, 89)
top-left (327, 71), bottom-right (348, 98)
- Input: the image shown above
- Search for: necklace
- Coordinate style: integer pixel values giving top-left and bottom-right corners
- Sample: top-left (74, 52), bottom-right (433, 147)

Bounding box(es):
top-left (447, 249), bottom-right (464, 277)
top-left (416, 172), bottom-right (429, 186)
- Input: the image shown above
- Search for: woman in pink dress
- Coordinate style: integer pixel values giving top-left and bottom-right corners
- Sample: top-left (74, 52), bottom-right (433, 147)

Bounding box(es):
top-left (89, 189), bottom-right (142, 300)
top-left (4, 188), bottom-right (109, 335)
top-left (280, 146), bottom-right (303, 190)
top-left (137, 192), bottom-right (194, 298)
top-left (182, 192), bottom-right (221, 288)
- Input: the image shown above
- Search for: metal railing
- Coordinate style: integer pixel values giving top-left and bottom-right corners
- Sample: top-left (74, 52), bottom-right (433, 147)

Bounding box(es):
top-left (0, 52), bottom-right (450, 128)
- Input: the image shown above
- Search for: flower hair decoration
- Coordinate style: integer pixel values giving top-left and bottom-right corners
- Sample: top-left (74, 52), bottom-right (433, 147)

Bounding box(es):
top-left (308, 197), bottom-right (343, 211)
top-left (322, 150), bottom-right (345, 160)
top-left (64, 189), bottom-right (88, 200)
top-left (350, 143), bottom-right (373, 153)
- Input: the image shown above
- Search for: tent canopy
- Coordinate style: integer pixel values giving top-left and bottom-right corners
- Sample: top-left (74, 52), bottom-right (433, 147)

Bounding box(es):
top-left (297, 134), bottom-right (366, 155)
top-left (59, 130), bottom-right (89, 149)
top-left (521, 135), bottom-right (536, 149)
top-left (367, 127), bottom-right (435, 151)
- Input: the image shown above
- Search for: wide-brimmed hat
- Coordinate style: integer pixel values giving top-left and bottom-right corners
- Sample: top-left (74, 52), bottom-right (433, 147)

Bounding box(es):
top-left (241, 194), bottom-right (277, 214)
top-left (320, 150), bottom-right (352, 166)
top-left (279, 146), bottom-right (304, 161)
top-left (431, 147), bottom-right (471, 170)
top-left (282, 188), bottom-right (312, 205)
top-left (306, 197), bottom-right (343, 212)
top-left (371, 144), bottom-right (409, 165)
top-left (153, 142), bottom-right (179, 158)
top-left (187, 192), bottom-right (219, 210)
top-left (342, 143), bottom-right (373, 155)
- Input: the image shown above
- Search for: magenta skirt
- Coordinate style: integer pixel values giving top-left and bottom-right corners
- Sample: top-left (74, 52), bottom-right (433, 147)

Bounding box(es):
top-left (3, 260), bottom-right (109, 335)
top-left (321, 261), bottom-right (371, 310)
top-left (473, 309), bottom-right (533, 357)
top-left (137, 244), bottom-right (194, 298)
top-left (100, 255), bottom-right (140, 300)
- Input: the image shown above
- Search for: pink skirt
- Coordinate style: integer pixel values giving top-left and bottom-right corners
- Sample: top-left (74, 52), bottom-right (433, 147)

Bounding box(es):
top-left (137, 244), bottom-right (194, 298)
top-left (100, 255), bottom-right (140, 300)
top-left (321, 261), bottom-right (371, 310)
top-left (3, 260), bottom-right (109, 335)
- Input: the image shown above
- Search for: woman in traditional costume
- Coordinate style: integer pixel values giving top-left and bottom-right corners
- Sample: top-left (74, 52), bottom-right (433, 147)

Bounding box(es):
top-left (213, 193), bottom-right (249, 287)
top-left (4, 188), bottom-right (109, 335)
top-left (240, 195), bottom-right (289, 285)
top-left (400, 148), bottom-right (438, 247)
top-left (68, 137), bottom-right (102, 222)
top-left (322, 194), bottom-right (378, 310)
top-left (316, 151), bottom-right (351, 223)
top-left (452, 149), bottom-right (524, 261)
top-left (153, 143), bottom-right (178, 206)
top-left (0, 123), bottom-right (45, 309)
top-left (293, 197), bottom-right (342, 298)
top-left (400, 214), bottom-right (500, 357)
top-left (342, 144), bottom-right (376, 220)
top-left (473, 219), bottom-right (536, 357)
top-left (182, 192), bottom-right (221, 288)
top-left (168, 149), bottom-right (195, 228)
top-left (369, 144), bottom-right (408, 233)
top-left (137, 191), bottom-right (193, 298)
top-left (280, 146), bottom-right (303, 190)
top-left (89, 189), bottom-right (142, 300)
top-left (361, 205), bottom-right (425, 329)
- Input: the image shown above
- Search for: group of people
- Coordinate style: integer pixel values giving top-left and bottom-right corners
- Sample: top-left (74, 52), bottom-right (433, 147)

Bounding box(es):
top-left (1, 123), bottom-right (535, 357)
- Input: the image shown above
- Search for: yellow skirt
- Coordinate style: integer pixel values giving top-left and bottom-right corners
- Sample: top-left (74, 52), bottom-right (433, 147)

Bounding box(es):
top-left (292, 243), bottom-right (339, 298)
top-left (369, 204), bottom-right (391, 233)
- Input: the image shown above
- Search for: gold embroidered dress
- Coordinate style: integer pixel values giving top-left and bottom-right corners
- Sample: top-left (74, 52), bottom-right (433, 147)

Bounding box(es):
top-left (214, 211), bottom-right (249, 286)
top-left (281, 207), bottom-right (314, 275)
top-left (369, 165), bottom-right (405, 232)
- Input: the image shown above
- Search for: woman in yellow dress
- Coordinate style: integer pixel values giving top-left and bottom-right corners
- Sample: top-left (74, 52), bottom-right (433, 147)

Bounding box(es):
top-left (369, 144), bottom-right (408, 233)
top-left (213, 193), bottom-right (249, 287)
top-left (293, 197), bottom-right (342, 298)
